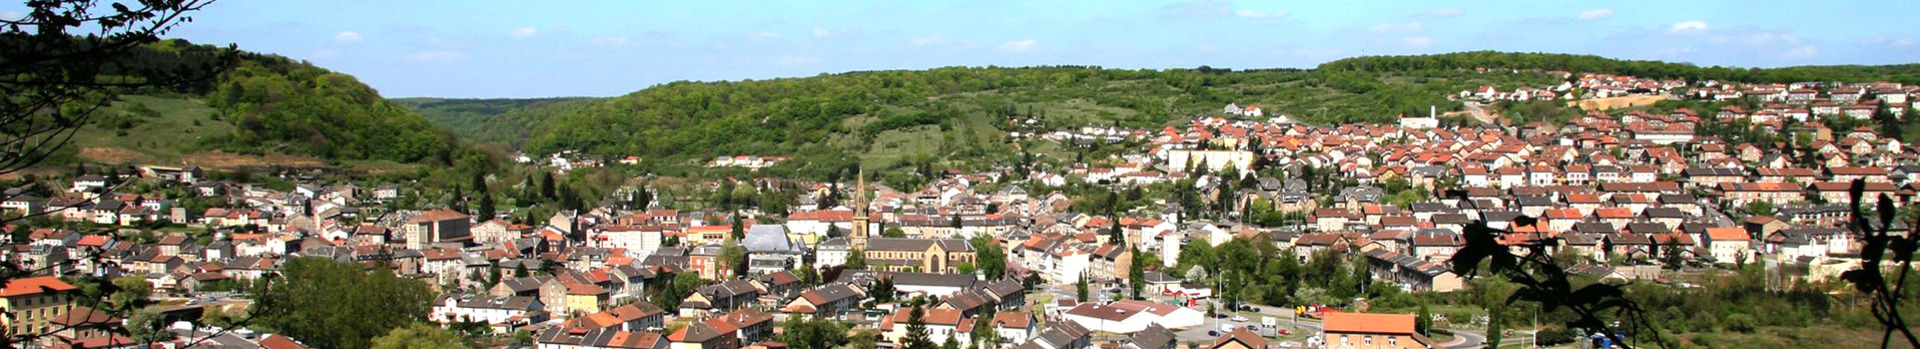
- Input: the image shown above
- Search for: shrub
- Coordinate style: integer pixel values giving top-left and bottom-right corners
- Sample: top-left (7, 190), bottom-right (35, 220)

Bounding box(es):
top-left (1724, 314), bottom-right (1758, 334)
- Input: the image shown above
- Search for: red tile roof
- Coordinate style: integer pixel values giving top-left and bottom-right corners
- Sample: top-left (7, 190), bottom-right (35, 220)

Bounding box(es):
top-left (0, 276), bottom-right (77, 297)
top-left (1322, 312), bottom-right (1417, 335)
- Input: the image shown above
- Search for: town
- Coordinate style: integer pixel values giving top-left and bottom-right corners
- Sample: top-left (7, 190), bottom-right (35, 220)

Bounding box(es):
top-left (4, 63), bottom-right (1917, 349)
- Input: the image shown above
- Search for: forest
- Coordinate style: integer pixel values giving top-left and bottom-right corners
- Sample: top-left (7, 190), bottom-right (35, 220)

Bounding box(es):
top-left (1320, 51), bottom-right (1920, 85)
top-left (415, 64), bottom-right (1556, 181)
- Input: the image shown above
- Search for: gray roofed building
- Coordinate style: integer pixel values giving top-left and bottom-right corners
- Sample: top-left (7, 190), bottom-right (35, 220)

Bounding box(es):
top-left (742, 225), bottom-right (798, 253)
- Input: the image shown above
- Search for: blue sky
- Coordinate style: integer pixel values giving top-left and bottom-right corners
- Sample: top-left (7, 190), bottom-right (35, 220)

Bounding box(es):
top-left (10, 1), bottom-right (1916, 98)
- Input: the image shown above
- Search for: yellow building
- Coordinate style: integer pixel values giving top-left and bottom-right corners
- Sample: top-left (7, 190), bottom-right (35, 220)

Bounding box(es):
top-left (563, 282), bottom-right (610, 315)
top-left (2, 276), bottom-right (78, 338)
top-left (864, 238), bottom-right (977, 273)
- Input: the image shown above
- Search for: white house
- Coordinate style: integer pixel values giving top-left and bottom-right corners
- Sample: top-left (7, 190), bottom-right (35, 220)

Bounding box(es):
top-left (1060, 300), bottom-right (1205, 334)
top-left (431, 294), bottom-right (547, 333)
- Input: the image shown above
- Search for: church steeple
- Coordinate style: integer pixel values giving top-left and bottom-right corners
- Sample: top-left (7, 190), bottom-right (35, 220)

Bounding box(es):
top-left (850, 167), bottom-right (870, 250)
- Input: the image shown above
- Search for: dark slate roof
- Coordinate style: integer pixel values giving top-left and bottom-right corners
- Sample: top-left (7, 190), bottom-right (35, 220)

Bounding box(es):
top-left (866, 237), bottom-right (972, 253)
top-left (885, 272), bottom-right (978, 288)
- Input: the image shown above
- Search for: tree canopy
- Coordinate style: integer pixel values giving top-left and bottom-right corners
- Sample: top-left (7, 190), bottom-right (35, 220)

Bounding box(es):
top-left (251, 258), bottom-right (435, 349)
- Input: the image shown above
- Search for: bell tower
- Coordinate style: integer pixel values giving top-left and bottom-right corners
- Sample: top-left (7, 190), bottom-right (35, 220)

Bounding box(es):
top-left (850, 168), bottom-right (870, 250)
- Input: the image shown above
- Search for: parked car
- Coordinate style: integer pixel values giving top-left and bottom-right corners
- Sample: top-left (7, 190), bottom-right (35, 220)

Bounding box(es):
top-left (1232, 315), bottom-right (1249, 322)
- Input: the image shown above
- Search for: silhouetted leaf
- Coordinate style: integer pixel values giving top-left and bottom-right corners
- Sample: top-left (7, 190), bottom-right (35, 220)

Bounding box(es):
top-left (1891, 237), bottom-right (1916, 264)
top-left (1878, 194), bottom-right (1896, 233)
top-left (1840, 269), bottom-right (1881, 293)
top-left (1513, 215), bottom-right (1538, 228)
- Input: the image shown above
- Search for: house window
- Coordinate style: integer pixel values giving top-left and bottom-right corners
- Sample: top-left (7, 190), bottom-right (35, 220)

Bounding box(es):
top-left (1365, 336), bottom-right (1373, 345)
top-left (1390, 337), bottom-right (1398, 346)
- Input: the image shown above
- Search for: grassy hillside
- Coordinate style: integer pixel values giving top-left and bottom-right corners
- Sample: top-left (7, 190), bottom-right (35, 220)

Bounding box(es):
top-left (58, 40), bottom-right (462, 170)
top-left (72, 95), bottom-right (234, 164)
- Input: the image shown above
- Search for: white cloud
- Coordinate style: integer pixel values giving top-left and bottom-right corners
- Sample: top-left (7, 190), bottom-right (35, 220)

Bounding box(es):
top-left (591, 37), bottom-right (630, 49)
top-left (1861, 37), bottom-right (1915, 47)
top-left (510, 27), bottom-right (539, 39)
top-left (1235, 9), bottom-right (1285, 19)
top-left (1402, 36), bottom-right (1435, 48)
top-left (1426, 8), bottom-right (1463, 17)
top-left (1667, 20), bottom-right (1707, 34)
top-left (911, 35), bottom-right (953, 46)
top-left (332, 31), bottom-right (363, 44)
top-left (408, 50), bottom-right (468, 63)
top-left (1577, 8), bottom-right (1613, 20)
top-left (1373, 21), bottom-right (1425, 33)
top-left (1781, 46), bottom-right (1819, 60)
top-left (2, 10), bottom-right (23, 19)
top-left (751, 31), bottom-right (780, 40)
top-left (812, 27), bottom-right (834, 38)
top-left (999, 39), bottom-right (1038, 52)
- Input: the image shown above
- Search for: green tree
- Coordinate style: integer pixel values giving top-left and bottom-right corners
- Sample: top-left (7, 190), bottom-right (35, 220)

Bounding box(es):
top-left (730, 211), bottom-right (745, 239)
top-left (904, 305), bottom-right (936, 349)
top-left (778, 316), bottom-right (848, 349)
top-left (127, 310), bottom-right (176, 343)
top-left (632, 187), bottom-right (652, 210)
top-left (653, 272), bottom-right (707, 310)
top-left (1745, 200), bottom-right (1774, 216)
top-left (870, 276), bottom-right (897, 303)
top-left (370, 323), bottom-right (469, 349)
top-left (448, 184), bottom-right (465, 214)
top-left (848, 331), bottom-right (880, 349)
top-left (535, 172), bottom-right (556, 200)
top-left (721, 237), bottom-right (748, 277)
top-left (1416, 304), bottom-right (1433, 336)
top-left (475, 175), bottom-right (496, 220)
top-left (1486, 307), bottom-right (1504, 349)
top-left (969, 233), bottom-right (1006, 279)
top-left (883, 227), bottom-right (908, 238)
top-left (847, 248), bottom-right (868, 270)
top-left (108, 276), bottom-right (154, 310)
top-left (252, 257), bottom-right (435, 349)
top-left (1076, 275), bottom-right (1090, 301)
top-left (796, 263), bottom-right (820, 287)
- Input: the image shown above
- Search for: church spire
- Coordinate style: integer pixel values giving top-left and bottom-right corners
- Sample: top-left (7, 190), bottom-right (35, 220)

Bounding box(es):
top-left (851, 167), bottom-right (870, 249)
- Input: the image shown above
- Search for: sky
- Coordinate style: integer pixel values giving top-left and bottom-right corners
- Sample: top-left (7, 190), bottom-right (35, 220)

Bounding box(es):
top-left (10, 0), bottom-right (1917, 98)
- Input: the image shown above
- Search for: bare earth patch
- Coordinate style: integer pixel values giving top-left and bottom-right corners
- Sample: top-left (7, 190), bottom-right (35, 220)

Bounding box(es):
top-left (1568, 95), bottom-right (1669, 111)
top-left (181, 150), bottom-right (330, 171)
top-left (78, 147), bottom-right (157, 164)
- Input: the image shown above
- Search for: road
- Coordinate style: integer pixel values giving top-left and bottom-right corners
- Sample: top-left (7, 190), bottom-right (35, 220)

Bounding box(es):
top-left (1462, 102), bottom-right (1496, 124)
top-left (1442, 329), bottom-right (1488, 349)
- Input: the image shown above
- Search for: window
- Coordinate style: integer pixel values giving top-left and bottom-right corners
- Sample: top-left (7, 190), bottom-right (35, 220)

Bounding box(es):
top-left (1390, 337), bottom-right (1398, 346)
top-left (1365, 336), bottom-right (1373, 345)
